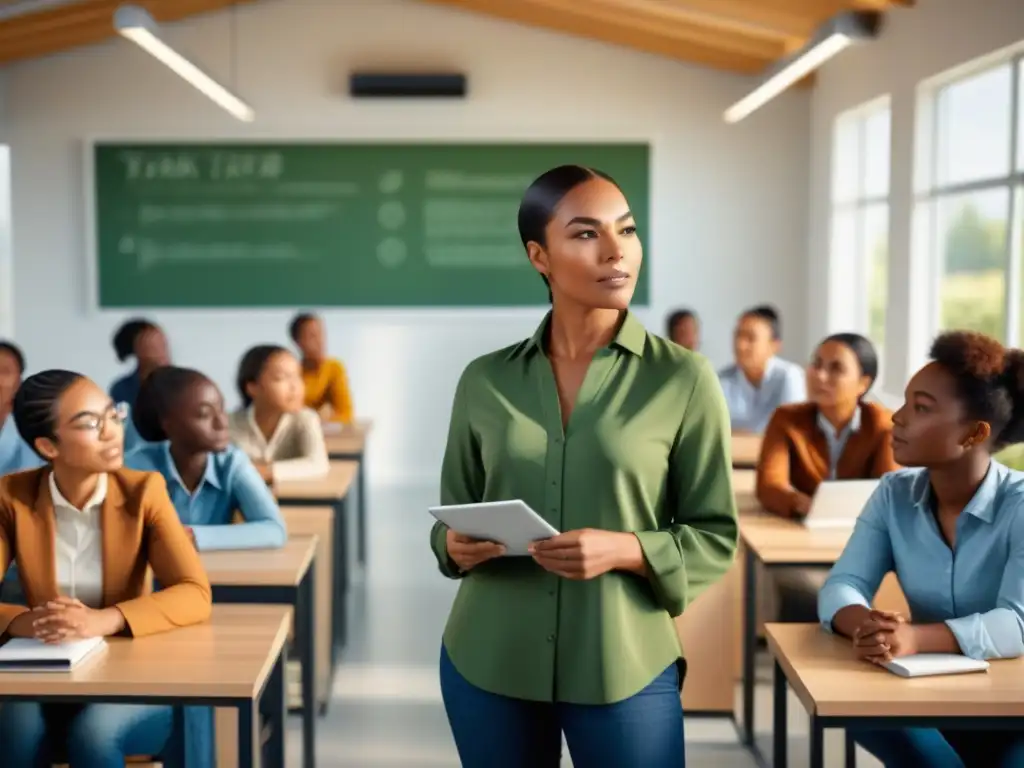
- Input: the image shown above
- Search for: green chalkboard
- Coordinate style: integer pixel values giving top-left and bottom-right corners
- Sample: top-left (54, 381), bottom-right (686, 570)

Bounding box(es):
top-left (91, 142), bottom-right (650, 308)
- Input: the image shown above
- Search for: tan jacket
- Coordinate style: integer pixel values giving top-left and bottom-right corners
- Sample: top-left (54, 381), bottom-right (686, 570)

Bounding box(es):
top-left (0, 467), bottom-right (212, 637)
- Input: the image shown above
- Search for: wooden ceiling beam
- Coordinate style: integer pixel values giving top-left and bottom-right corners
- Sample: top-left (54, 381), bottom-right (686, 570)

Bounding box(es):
top-left (421, 0), bottom-right (777, 72)
top-left (0, 0), bottom-right (254, 64)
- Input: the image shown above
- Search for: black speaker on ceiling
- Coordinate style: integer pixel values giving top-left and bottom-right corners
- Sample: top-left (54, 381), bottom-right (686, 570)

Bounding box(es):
top-left (349, 73), bottom-right (467, 99)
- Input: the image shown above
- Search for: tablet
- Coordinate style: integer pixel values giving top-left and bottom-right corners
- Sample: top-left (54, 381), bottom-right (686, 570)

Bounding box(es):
top-left (803, 479), bottom-right (880, 529)
top-left (429, 500), bottom-right (560, 556)
top-left (882, 654), bottom-right (989, 679)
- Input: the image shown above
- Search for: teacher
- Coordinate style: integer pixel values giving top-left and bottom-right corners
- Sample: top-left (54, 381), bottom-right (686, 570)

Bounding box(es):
top-left (429, 165), bottom-right (739, 767)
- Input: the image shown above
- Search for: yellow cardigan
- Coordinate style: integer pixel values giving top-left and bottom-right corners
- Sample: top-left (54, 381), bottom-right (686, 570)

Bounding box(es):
top-left (302, 358), bottom-right (354, 424)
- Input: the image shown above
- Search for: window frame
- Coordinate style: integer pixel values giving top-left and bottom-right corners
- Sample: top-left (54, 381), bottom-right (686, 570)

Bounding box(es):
top-left (918, 53), bottom-right (1024, 346)
top-left (829, 96), bottom-right (892, 380)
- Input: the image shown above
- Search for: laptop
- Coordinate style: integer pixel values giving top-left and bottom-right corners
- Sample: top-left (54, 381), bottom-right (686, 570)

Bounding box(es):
top-left (802, 479), bottom-right (880, 529)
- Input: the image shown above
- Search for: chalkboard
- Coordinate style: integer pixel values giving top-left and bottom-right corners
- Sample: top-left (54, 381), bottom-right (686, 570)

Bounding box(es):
top-left (91, 142), bottom-right (651, 308)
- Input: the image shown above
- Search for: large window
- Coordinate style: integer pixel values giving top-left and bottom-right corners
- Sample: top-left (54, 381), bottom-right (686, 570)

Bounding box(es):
top-left (922, 56), bottom-right (1024, 343)
top-left (831, 99), bottom-right (891, 353)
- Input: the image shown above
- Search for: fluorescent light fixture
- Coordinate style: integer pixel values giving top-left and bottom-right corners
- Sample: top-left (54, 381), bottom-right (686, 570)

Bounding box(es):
top-left (724, 11), bottom-right (882, 124)
top-left (114, 4), bottom-right (255, 122)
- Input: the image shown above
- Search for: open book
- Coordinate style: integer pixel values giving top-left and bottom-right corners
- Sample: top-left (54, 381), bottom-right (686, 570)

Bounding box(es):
top-left (0, 636), bottom-right (106, 672)
top-left (883, 654), bottom-right (990, 679)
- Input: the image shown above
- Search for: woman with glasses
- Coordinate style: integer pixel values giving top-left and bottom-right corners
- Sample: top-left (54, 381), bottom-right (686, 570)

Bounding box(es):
top-left (0, 369), bottom-right (212, 766)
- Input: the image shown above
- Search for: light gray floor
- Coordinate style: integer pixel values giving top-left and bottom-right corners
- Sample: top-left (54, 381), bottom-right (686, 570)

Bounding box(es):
top-left (284, 483), bottom-right (882, 767)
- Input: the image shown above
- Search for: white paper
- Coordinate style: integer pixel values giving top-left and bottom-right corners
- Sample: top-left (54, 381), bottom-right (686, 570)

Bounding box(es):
top-left (883, 653), bottom-right (990, 678)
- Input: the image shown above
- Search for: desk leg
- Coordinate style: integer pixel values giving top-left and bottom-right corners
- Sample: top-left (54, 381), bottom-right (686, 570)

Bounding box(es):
top-left (237, 698), bottom-right (255, 768)
top-left (332, 496), bottom-right (349, 655)
top-left (773, 659), bottom-right (787, 768)
top-left (809, 715), bottom-right (824, 768)
top-left (742, 547), bottom-right (757, 745)
top-left (299, 567), bottom-right (317, 768)
top-left (357, 459), bottom-right (367, 566)
top-left (264, 650), bottom-right (286, 767)
top-left (845, 730), bottom-right (856, 768)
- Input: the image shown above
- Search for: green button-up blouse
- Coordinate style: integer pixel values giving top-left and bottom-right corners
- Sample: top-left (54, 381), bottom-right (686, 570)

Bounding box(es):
top-left (430, 311), bottom-right (738, 705)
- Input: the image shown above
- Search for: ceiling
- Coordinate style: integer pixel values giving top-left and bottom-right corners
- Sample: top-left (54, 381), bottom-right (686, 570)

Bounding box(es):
top-left (0, 0), bottom-right (910, 71)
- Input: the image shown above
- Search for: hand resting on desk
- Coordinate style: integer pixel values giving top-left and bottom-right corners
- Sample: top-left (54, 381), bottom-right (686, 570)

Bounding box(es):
top-left (7, 597), bottom-right (126, 644)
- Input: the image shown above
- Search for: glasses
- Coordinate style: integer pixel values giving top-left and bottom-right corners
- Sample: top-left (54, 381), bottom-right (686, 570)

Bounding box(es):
top-left (68, 402), bottom-right (130, 438)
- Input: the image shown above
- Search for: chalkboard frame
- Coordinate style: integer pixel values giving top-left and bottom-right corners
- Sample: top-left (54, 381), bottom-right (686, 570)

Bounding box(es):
top-left (83, 137), bottom-right (653, 312)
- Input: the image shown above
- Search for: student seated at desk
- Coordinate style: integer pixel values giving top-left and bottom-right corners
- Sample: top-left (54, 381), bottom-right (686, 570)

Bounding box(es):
top-left (0, 369), bottom-right (212, 766)
top-left (758, 333), bottom-right (898, 621)
top-left (228, 344), bottom-right (329, 482)
top-left (289, 312), bottom-right (354, 424)
top-left (718, 305), bottom-right (805, 434)
top-left (666, 308), bottom-right (700, 351)
top-left (0, 341), bottom-right (42, 476)
top-left (126, 366), bottom-right (287, 551)
top-left (819, 331), bottom-right (1024, 767)
top-left (109, 318), bottom-right (171, 453)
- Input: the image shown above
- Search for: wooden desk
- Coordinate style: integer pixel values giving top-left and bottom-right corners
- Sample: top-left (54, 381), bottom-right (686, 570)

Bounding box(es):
top-left (275, 462), bottom-right (357, 654)
top-left (766, 623), bottom-right (1024, 768)
top-left (281, 506), bottom-right (336, 713)
top-left (323, 419), bottom-right (372, 566)
top-left (202, 537), bottom-right (317, 768)
top-left (737, 513), bottom-right (908, 755)
top-left (732, 433), bottom-right (762, 469)
top-left (0, 605), bottom-right (290, 768)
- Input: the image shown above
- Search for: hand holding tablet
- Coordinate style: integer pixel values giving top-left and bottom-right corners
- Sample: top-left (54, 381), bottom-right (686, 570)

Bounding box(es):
top-left (429, 500), bottom-right (559, 557)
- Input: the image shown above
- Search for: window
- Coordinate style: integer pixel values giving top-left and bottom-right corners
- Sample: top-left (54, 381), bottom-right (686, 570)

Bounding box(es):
top-left (831, 99), bottom-right (892, 355)
top-left (921, 56), bottom-right (1024, 344)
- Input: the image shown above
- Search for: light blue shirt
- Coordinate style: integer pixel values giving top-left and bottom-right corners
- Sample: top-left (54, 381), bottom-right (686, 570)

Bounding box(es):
top-left (818, 462), bottom-right (1024, 660)
top-left (817, 407), bottom-right (862, 480)
top-left (125, 442), bottom-right (287, 551)
top-left (0, 416), bottom-right (43, 476)
top-left (718, 356), bottom-right (806, 434)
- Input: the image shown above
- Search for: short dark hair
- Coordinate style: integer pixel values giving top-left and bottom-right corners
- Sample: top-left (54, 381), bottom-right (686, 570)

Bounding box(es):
top-left (288, 313), bottom-right (317, 343)
top-left (821, 333), bottom-right (879, 396)
top-left (132, 366), bottom-right (208, 443)
top-left (237, 345), bottom-right (291, 407)
top-left (930, 331), bottom-right (1024, 450)
top-left (742, 304), bottom-right (781, 341)
top-left (666, 309), bottom-right (698, 336)
top-left (517, 165), bottom-right (620, 303)
top-left (0, 341), bottom-right (26, 374)
top-left (13, 369), bottom-right (85, 458)
top-left (112, 318), bottom-right (160, 362)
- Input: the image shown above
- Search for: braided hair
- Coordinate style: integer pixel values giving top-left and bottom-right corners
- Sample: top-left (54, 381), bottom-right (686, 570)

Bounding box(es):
top-left (13, 369), bottom-right (85, 458)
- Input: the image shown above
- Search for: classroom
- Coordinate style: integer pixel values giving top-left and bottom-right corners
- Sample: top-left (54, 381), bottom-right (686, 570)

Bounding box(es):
top-left (1, 0), bottom-right (1024, 766)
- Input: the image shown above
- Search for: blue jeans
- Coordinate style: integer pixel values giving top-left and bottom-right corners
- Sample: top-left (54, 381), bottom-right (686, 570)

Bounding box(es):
top-left (854, 727), bottom-right (1024, 767)
top-left (0, 701), bottom-right (174, 768)
top-left (439, 645), bottom-right (685, 768)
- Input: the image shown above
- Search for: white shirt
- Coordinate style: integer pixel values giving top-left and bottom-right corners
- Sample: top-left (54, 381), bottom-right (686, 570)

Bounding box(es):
top-left (48, 471), bottom-right (105, 609)
top-left (227, 406), bottom-right (330, 482)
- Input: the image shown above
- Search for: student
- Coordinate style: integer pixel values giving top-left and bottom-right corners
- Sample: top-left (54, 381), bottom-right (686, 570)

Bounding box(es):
top-left (109, 318), bottom-right (170, 407)
top-left (110, 318), bottom-right (170, 454)
top-left (0, 341), bottom-right (41, 475)
top-left (431, 165), bottom-right (738, 768)
top-left (819, 331), bottom-right (1024, 766)
top-left (126, 366), bottom-right (287, 551)
top-left (289, 312), bottom-right (354, 424)
top-left (0, 369), bottom-right (211, 765)
top-left (229, 344), bottom-right (329, 482)
top-left (718, 305), bottom-right (806, 434)
top-left (757, 333), bottom-right (898, 620)
top-left (665, 308), bottom-right (700, 351)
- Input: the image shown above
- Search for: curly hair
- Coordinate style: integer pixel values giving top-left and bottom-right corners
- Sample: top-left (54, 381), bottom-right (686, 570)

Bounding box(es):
top-left (930, 331), bottom-right (1024, 449)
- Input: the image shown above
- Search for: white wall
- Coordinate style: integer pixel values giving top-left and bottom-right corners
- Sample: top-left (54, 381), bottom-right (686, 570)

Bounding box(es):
top-left (6, 0), bottom-right (810, 483)
top-left (0, 71), bottom-right (10, 339)
top-left (808, 0), bottom-right (1024, 402)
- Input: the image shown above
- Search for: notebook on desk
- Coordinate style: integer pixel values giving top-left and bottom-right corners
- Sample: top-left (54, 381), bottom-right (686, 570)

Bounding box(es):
top-left (0, 636), bottom-right (106, 672)
top-left (883, 654), bottom-right (990, 678)
top-left (802, 479), bottom-right (880, 529)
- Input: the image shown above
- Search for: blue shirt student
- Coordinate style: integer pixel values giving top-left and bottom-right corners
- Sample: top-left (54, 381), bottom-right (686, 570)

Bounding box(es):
top-left (818, 462), bottom-right (1024, 660)
top-left (718, 356), bottom-right (806, 434)
top-left (125, 442), bottom-right (287, 551)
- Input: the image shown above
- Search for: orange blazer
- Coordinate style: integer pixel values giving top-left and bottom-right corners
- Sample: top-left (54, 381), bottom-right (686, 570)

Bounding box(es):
top-left (756, 401), bottom-right (899, 518)
top-left (0, 467), bottom-right (212, 638)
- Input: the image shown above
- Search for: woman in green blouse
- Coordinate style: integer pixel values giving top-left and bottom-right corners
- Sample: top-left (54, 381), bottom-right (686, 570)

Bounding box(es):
top-left (430, 165), bottom-right (739, 768)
